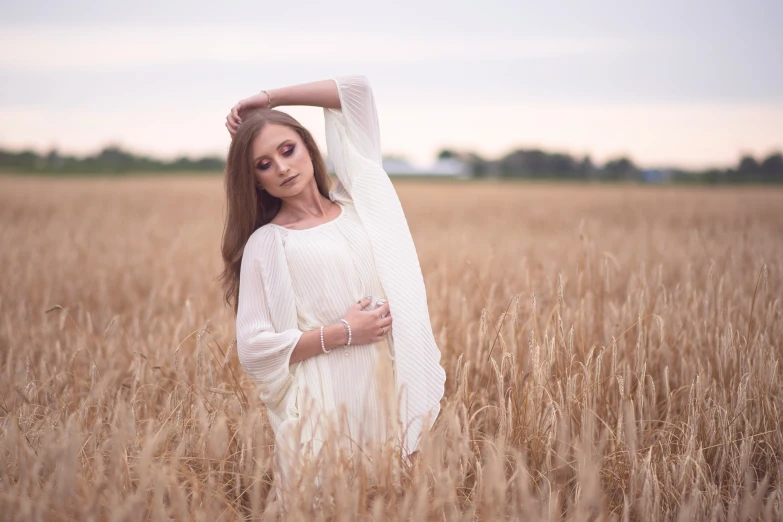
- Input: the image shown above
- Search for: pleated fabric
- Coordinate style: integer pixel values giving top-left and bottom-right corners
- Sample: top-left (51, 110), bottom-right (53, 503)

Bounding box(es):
top-left (235, 76), bottom-right (446, 478)
top-left (324, 75), bottom-right (446, 458)
top-left (271, 183), bottom-right (399, 453)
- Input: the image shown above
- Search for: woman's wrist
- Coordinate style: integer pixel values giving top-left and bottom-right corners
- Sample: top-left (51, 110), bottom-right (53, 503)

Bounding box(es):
top-left (323, 322), bottom-right (349, 351)
top-left (265, 87), bottom-right (280, 108)
top-left (264, 80), bottom-right (340, 110)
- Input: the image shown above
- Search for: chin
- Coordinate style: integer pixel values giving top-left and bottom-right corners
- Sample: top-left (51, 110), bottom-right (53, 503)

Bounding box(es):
top-left (292, 173), bottom-right (315, 188)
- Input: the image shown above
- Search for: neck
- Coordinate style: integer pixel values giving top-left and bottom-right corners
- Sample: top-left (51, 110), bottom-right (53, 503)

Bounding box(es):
top-left (278, 179), bottom-right (332, 220)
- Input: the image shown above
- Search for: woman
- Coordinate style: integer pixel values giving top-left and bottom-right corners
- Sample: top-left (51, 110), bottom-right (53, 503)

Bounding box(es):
top-left (219, 75), bottom-right (446, 503)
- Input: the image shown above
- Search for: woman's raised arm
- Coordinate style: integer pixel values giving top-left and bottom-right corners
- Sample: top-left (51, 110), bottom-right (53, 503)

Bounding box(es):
top-left (269, 75), bottom-right (382, 164)
top-left (266, 79), bottom-right (341, 110)
top-left (226, 79), bottom-right (341, 136)
top-left (226, 75), bottom-right (383, 166)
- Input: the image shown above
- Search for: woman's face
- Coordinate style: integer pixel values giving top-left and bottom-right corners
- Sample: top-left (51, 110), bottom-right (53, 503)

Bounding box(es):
top-left (251, 123), bottom-right (314, 198)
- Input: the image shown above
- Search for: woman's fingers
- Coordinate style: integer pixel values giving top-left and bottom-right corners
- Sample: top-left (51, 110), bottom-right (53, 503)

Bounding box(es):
top-left (225, 103), bottom-right (243, 133)
top-left (379, 314), bottom-right (392, 328)
top-left (225, 114), bottom-right (236, 133)
top-left (376, 301), bottom-right (390, 317)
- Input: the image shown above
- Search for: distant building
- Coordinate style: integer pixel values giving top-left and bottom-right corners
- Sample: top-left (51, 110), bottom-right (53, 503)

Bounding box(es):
top-left (426, 157), bottom-right (471, 178)
top-left (382, 156), bottom-right (469, 178)
top-left (326, 155), bottom-right (469, 178)
top-left (642, 169), bottom-right (672, 183)
top-left (382, 157), bottom-right (422, 175)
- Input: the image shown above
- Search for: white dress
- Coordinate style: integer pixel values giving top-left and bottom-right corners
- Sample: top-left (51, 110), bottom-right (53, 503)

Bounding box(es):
top-left (235, 75), bottom-right (446, 503)
top-left (268, 180), bottom-right (399, 455)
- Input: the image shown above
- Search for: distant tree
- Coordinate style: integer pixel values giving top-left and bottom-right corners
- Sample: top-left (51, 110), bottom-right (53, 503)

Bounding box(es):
top-left (0, 150), bottom-right (38, 170)
top-left (736, 155), bottom-right (760, 182)
top-left (0, 145), bottom-right (225, 174)
top-left (45, 148), bottom-right (64, 170)
top-left (702, 169), bottom-right (727, 184)
top-left (3, 141), bottom-right (781, 182)
top-left (722, 168), bottom-right (740, 183)
top-left (760, 152), bottom-right (783, 181)
top-left (548, 153), bottom-right (577, 178)
top-left (95, 145), bottom-right (137, 172)
top-left (579, 155), bottom-right (595, 179)
top-left (521, 149), bottom-right (549, 177)
top-left (193, 157), bottom-right (225, 170)
top-left (499, 148), bottom-right (548, 177)
top-left (602, 157), bottom-right (639, 181)
top-left (437, 149), bottom-right (456, 160)
top-left (459, 151), bottom-right (487, 177)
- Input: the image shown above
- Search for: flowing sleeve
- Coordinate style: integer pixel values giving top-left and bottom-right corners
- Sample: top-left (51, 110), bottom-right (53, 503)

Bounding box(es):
top-left (235, 229), bottom-right (303, 421)
top-left (323, 74), bottom-right (447, 459)
top-left (324, 75), bottom-right (383, 193)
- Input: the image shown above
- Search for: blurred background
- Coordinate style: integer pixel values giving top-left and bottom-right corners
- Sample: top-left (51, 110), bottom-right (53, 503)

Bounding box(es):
top-left (1, 0), bottom-right (781, 183)
top-left (3, 4), bottom-right (783, 519)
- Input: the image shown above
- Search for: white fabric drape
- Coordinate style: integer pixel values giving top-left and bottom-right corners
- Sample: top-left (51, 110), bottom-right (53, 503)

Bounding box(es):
top-left (235, 75), bottom-right (446, 461)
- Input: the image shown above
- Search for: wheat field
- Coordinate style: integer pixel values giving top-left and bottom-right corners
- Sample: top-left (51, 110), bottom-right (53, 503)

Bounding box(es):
top-left (1, 174), bottom-right (781, 521)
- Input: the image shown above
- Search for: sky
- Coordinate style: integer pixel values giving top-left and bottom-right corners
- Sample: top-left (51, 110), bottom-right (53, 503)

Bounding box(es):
top-left (1, 0), bottom-right (782, 169)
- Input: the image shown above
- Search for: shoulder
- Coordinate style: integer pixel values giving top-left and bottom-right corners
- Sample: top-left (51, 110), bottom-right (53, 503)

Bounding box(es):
top-left (329, 179), bottom-right (353, 203)
top-left (243, 225), bottom-right (280, 260)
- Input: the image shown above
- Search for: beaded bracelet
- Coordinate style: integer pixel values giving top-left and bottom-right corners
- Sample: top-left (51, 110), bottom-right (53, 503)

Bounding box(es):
top-left (320, 325), bottom-right (330, 353)
top-left (339, 319), bottom-right (352, 345)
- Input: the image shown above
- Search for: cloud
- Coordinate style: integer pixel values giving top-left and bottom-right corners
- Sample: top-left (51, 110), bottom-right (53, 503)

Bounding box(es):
top-left (0, 26), bottom-right (636, 71)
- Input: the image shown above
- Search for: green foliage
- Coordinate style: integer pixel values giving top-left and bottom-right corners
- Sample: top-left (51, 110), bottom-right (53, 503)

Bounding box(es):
top-left (437, 148), bottom-right (456, 160)
top-left (4, 144), bottom-right (783, 184)
top-left (448, 147), bottom-right (783, 184)
top-left (0, 145), bottom-right (225, 175)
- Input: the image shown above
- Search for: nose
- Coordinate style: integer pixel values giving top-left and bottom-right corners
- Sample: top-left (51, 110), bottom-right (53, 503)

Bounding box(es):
top-left (274, 155), bottom-right (291, 176)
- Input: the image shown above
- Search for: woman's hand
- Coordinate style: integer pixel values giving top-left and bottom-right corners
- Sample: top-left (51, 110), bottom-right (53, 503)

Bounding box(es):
top-left (342, 297), bottom-right (392, 346)
top-left (225, 91), bottom-right (273, 137)
top-left (225, 80), bottom-right (343, 137)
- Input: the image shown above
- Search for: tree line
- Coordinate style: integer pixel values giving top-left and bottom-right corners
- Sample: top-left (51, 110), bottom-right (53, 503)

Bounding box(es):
top-left (1, 144), bottom-right (782, 183)
top-left (437, 148), bottom-right (783, 183)
top-left (0, 146), bottom-right (224, 174)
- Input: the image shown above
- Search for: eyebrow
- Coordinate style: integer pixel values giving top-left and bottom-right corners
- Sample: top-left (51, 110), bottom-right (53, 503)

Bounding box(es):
top-left (253, 140), bottom-right (294, 163)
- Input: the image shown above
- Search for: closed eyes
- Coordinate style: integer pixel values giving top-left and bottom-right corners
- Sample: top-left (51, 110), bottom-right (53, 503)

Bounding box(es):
top-left (257, 145), bottom-right (295, 170)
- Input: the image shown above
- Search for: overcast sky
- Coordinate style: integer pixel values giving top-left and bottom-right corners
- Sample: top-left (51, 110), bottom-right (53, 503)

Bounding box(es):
top-left (1, 0), bottom-right (781, 168)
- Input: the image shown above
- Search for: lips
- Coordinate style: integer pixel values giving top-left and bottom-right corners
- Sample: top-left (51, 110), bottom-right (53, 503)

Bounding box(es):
top-left (280, 174), bottom-right (299, 186)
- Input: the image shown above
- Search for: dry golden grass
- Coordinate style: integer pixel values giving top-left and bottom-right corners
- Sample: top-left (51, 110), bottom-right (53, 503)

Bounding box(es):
top-left (1, 174), bottom-right (782, 521)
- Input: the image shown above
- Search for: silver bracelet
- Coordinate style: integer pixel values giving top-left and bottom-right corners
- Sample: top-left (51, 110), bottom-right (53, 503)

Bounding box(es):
top-left (339, 319), bottom-right (352, 357)
top-left (320, 325), bottom-right (330, 353)
top-left (339, 319), bottom-right (352, 345)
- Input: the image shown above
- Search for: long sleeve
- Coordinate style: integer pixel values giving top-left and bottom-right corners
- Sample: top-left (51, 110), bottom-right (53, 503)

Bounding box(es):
top-left (235, 229), bottom-right (304, 424)
top-left (323, 74), bottom-right (446, 459)
top-left (329, 75), bottom-right (382, 164)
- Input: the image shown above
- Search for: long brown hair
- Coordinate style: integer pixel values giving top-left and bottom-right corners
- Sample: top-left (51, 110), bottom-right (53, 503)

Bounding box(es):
top-left (219, 108), bottom-right (332, 316)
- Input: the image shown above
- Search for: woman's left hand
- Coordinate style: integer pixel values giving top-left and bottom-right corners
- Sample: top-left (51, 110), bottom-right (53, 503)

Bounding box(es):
top-left (225, 92), bottom-right (273, 137)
